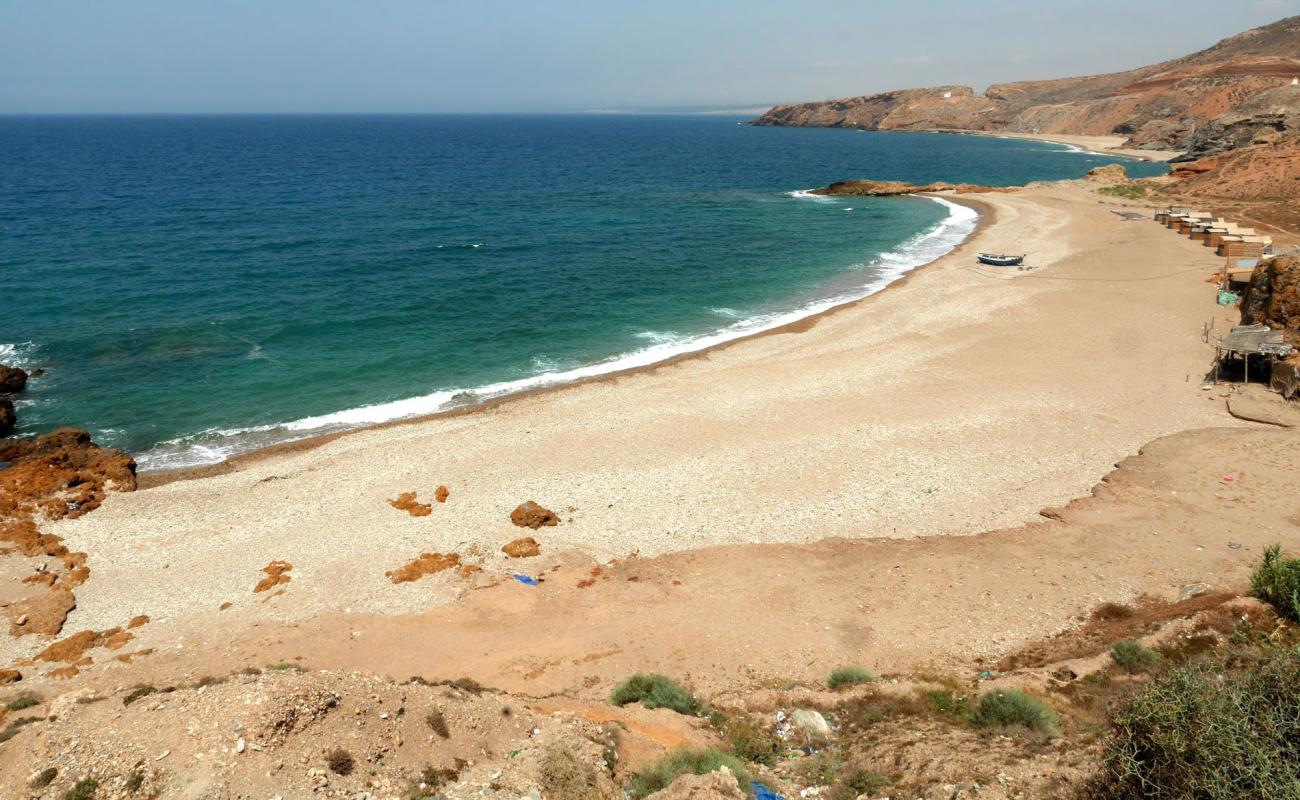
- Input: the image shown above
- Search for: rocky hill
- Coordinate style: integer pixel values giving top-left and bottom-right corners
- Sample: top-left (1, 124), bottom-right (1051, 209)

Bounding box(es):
top-left (754, 15), bottom-right (1300, 152)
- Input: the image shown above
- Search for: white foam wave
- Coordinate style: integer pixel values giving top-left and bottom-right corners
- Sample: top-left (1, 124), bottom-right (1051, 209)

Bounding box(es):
top-left (0, 342), bottom-right (36, 367)
top-left (710, 307), bottom-right (741, 318)
top-left (136, 198), bottom-right (979, 471)
top-left (786, 189), bottom-right (835, 203)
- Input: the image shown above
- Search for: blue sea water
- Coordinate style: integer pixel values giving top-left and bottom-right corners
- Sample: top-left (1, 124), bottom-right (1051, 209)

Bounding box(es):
top-left (0, 115), bottom-right (1165, 470)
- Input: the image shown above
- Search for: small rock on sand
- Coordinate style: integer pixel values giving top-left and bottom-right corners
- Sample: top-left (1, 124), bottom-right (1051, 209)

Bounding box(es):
top-left (502, 537), bottom-right (541, 558)
top-left (510, 501), bottom-right (559, 529)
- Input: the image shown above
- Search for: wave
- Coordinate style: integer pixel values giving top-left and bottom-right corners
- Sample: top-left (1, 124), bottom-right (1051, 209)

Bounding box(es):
top-left (786, 188), bottom-right (836, 203)
top-left (0, 341), bottom-right (36, 367)
top-left (135, 197), bottom-right (979, 472)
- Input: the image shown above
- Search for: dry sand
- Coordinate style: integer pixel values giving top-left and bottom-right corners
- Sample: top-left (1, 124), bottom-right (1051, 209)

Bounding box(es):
top-left (12, 181), bottom-right (1246, 669)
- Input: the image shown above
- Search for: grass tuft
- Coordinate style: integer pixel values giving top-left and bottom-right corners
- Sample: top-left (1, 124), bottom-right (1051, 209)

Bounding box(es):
top-left (609, 674), bottom-right (706, 716)
top-left (539, 743), bottom-right (606, 800)
top-left (836, 769), bottom-right (890, 798)
top-left (64, 779), bottom-right (99, 800)
top-left (626, 748), bottom-right (749, 799)
top-left (827, 666), bottom-right (874, 691)
top-left (425, 708), bottom-right (450, 738)
top-left (1251, 544), bottom-right (1300, 622)
top-left (971, 690), bottom-right (1058, 734)
top-left (31, 767), bottom-right (58, 789)
top-left (124, 771), bottom-right (144, 793)
top-left (1111, 640), bottom-right (1161, 674)
top-left (723, 715), bottom-right (783, 766)
top-left (326, 748), bottom-right (355, 776)
top-left (122, 686), bottom-right (155, 707)
top-left (5, 693), bottom-right (40, 711)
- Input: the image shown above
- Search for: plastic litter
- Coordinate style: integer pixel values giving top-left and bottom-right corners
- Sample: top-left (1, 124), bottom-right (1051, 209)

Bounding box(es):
top-left (752, 782), bottom-right (786, 800)
top-left (1223, 475), bottom-right (1235, 483)
top-left (513, 574), bottom-right (539, 586)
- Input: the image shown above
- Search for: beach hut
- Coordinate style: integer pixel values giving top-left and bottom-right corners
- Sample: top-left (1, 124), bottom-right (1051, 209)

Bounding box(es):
top-left (1215, 324), bottom-right (1294, 385)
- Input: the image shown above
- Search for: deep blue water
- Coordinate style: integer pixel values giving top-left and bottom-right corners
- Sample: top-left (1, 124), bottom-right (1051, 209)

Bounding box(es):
top-left (0, 114), bottom-right (1164, 469)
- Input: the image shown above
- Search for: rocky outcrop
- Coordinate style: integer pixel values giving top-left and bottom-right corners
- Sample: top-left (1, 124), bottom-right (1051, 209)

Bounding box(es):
top-left (1240, 255), bottom-right (1300, 346)
top-left (812, 179), bottom-right (1015, 197)
top-left (0, 428), bottom-right (137, 637)
top-left (0, 398), bottom-right (14, 437)
top-left (1083, 164), bottom-right (1129, 185)
top-left (1179, 84), bottom-right (1300, 160)
top-left (0, 363), bottom-right (28, 394)
top-left (754, 16), bottom-right (1300, 151)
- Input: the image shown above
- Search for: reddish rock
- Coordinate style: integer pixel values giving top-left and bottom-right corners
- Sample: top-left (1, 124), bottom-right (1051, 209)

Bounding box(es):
top-left (254, 561), bottom-right (293, 593)
top-left (35, 626), bottom-right (132, 663)
top-left (502, 536), bottom-right (541, 558)
top-left (0, 364), bottom-right (27, 394)
top-left (435, 485), bottom-right (450, 503)
top-left (1240, 255), bottom-right (1300, 346)
top-left (0, 669), bottom-right (21, 685)
top-left (127, 614), bottom-right (150, 629)
top-left (0, 397), bottom-right (14, 436)
top-left (389, 491), bottom-right (432, 516)
top-left (510, 501), bottom-right (559, 529)
top-left (386, 552), bottom-right (460, 584)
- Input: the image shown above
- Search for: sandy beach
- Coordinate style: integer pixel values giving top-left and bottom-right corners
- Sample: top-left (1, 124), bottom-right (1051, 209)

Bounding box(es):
top-left (939, 130), bottom-right (1184, 162)
top-left (15, 181), bottom-right (1243, 665)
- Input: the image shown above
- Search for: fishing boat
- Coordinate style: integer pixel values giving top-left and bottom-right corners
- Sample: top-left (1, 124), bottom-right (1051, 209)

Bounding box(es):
top-left (977, 252), bottom-right (1025, 266)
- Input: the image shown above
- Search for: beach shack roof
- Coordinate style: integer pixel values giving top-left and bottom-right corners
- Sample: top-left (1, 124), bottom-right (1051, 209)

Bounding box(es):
top-left (1217, 324), bottom-right (1292, 357)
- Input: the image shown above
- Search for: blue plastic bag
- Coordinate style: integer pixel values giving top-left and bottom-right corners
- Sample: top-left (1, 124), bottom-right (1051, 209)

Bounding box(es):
top-left (752, 782), bottom-right (785, 800)
top-left (513, 574), bottom-right (538, 586)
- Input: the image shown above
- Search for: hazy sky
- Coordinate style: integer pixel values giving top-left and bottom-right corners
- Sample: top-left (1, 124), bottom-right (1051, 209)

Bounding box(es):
top-left (2, 0), bottom-right (1297, 113)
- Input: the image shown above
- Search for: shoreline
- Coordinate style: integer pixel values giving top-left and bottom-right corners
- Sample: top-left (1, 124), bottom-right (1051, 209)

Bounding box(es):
top-left (138, 194), bottom-right (993, 489)
top-left (30, 181), bottom-right (1241, 654)
top-left (926, 128), bottom-right (1183, 163)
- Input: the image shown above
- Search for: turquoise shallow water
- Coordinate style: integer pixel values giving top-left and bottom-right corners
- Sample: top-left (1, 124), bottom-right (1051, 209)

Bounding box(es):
top-left (0, 115), bottom-right (1165, 469)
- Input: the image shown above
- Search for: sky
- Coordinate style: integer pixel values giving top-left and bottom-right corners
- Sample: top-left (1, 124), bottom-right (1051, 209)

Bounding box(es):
top-left (2, 0), bottom-right (1298, 113)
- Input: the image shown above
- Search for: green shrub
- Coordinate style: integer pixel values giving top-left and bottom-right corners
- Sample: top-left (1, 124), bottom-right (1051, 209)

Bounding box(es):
top-left (1251, 544), bottom-right (1300, 622)
top-left (1111, 641), bottom-right (1161, 674)
top-left (5, 693), bottom-right (40, 711)
top-left (626, 748), bottom-right (749, 799)
top-left (796, 751), bottom-right (844, 786)
top-left (925, 689), bottom-right (973, 721)
top-left (609, 674), bottom-right (706, 716)
top-left (836, 769), bottom-right (890, 798)
top-left (971, 690), bottom-right (1058, 734)
top-left (1090, 646), bottom-right (1300, 799)
top-left (827, 666), bottom-right (874, 691)
top-left (724, 716), bottom-right (783, 766)
top-left (64, 779), bottom-right (99, 800)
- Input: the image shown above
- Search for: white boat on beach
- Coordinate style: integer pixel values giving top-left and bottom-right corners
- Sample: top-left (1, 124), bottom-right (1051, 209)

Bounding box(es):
top-left (977, 252), bottom-right (1025, 266)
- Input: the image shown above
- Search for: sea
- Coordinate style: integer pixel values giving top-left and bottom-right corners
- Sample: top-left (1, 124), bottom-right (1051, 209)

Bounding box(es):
top-left (0, 115), bottom-right (1166, 470)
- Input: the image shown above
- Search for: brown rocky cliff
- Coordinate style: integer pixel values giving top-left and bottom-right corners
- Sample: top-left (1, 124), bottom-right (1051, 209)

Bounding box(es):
top-left (754, 16), bottom-right (1300, 151)
top-left (1240, 255), bottom-right (1300, 346)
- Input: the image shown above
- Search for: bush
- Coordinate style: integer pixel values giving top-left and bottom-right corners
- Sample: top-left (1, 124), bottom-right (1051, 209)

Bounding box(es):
top-left (31, 767), bottom-right (58, 789)
top-left (827, 666), bottom-right (874, 691)
top-left (796, 751), bottom-right (844, 786)
top-left (425, 709), bottom-right (450, 738)
top-left (925, 689), bottom-right (973, 721)
top-left (325, 748), bottom-right (355, 776)
top-left (1251, 544), bottom-right (1300, 622)
top-left (724, 716), bottom-right (783, 766)
top-left (1090, 646), bottom-right (1300, 799)
top-left (836, 769), bottom-right (890, 798)
top-left (64, 779), bottom-right (99, 800)
top-left (1111, 641), bottom-right (1161, 674)
top-left (5, 693), bottom-right (40, 711)
top-left (971, 690), bottom-right (1058, 734)
top-left (539, 743), bottom-right (605, 800)
top-left (626, 748), bottom-right (749, 799)
top-left (609, 674), bottom-right (706, 716)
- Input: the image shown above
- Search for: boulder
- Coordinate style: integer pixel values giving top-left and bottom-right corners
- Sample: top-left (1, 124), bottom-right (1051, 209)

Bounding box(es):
top-left (502, 536), bottom-right (541, 558)
top-left (789, 708), bottom-right (831, 737)
top-left (0, 363), bottom-right (27, 394)
top-left (645, 767), bottom-right (747, 800)
top-left (511, 500), bottom-right (560, 529)
top-left (0, 397), bottom-right (14, 436)
top-left (1240, 256), bottom-right (1300, 346)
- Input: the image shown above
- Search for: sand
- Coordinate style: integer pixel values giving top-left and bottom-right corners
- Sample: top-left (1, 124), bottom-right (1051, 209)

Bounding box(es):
top-left (12, 181), bottom-right (1244, 669)
top-left (940, 130), bottom-right (1184, 162)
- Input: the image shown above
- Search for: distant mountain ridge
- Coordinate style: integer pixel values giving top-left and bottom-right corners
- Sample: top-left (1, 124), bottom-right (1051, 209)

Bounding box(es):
top-left (754, 15), bottom-right (1300, 153)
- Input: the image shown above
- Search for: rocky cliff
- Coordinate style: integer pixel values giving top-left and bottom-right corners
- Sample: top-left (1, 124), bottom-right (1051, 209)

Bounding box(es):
top-left (754, 16), bottom-right (1300, 152)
